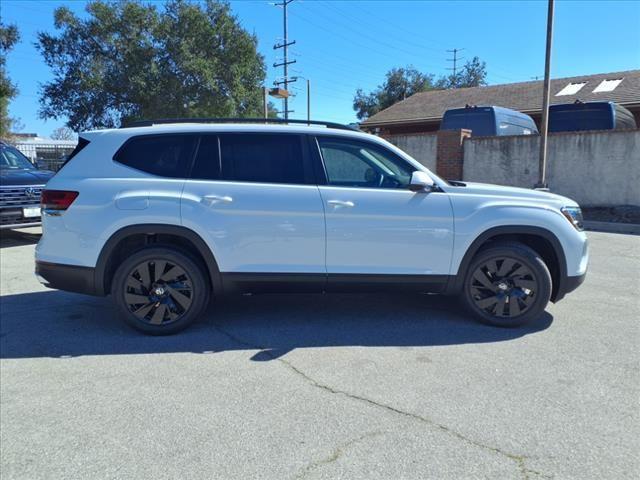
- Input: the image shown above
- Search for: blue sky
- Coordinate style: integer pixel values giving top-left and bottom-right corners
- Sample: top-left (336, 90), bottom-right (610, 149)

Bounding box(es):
top-left (3, 0), bottom-right (640, 136)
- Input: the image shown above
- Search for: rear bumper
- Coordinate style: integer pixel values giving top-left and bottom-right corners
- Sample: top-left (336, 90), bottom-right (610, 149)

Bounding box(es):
top-left (35, 260), bottom-right (100, 296)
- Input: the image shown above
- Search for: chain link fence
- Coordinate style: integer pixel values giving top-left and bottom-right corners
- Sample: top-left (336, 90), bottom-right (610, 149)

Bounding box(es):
top-left (12, 142), bottom-right (78, 172)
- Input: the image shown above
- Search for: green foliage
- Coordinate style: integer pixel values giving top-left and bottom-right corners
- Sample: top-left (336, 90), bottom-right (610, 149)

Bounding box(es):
top-left (37, 0), bottom-right (268, 131)
top-left (353, 66), bottom-right (434, 120)
top-left (0, 22), bottom-right (20, 138)
top-left (435, 56), bottom-right (488, 89)
top-left (354, 57), bottom-right (488, 120)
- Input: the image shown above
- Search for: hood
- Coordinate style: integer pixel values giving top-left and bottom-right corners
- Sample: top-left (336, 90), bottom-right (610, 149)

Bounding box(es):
top-left (445, 181), bottom-right (578, 207)
top-left (0, 168), bottom-right (55, 186)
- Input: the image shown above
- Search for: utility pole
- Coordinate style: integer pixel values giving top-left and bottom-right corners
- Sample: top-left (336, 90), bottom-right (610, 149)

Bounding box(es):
top-left (273, 0), bottom-right (296, 119)
top-left (263, 87), bottom-right (268, 119)
top-left (536, 0), bottom-right (554, 190)
top-left (307, 79), bottom-right (311, 123)
top-left (446, 48), bottom-right (464, 86)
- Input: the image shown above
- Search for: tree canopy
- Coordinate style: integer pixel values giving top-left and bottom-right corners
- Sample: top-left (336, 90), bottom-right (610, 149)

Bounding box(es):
top-left (50, 126), bottom-right (77, 140)
top-left (0, 22), bottom-right (20, 138)
top-left (435, 56), bottom-right (488, 90)
top-left (353, 57), bottom-right (489, 120)
top-left (353, 66), bottom-right (434, 121)
top-left (37, 0), bottom-right (268, 131)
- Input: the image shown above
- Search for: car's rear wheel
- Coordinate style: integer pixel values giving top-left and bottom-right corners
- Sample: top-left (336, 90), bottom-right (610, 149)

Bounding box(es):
top-left (462, 243), bottom-right (552, 327)
top-left (112, 247), bottom-right (210, 335)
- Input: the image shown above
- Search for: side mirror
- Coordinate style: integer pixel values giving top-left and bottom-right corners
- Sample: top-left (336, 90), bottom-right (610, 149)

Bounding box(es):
top-left (408, 171), bottom-right (435, 192)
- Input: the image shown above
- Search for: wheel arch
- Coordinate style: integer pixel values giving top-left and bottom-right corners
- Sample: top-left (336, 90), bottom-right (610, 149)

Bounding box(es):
top-left (448, 225), bottom-right (568, 302)
top-left (94, 224), bottom-right (222, 296)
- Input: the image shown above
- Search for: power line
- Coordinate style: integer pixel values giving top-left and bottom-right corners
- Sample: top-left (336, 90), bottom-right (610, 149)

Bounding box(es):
top-left (314, 1), bottom-right (446, 59)
top-left (302, 2), bottom-right (526, 84)
top-left (319, 0), bottom-right (449, 52)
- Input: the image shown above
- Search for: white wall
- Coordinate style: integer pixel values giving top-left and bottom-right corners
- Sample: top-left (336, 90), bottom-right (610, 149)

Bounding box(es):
top-left (385, 133), bottom-right (438, 171)
top-left (463, 130), bottom-right (640, 206)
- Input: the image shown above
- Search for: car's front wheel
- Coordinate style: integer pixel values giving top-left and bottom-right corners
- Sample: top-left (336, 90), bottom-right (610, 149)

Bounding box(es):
top-left (462, 242), bottom-right (552, 327)
top-left (112, 247), bottom-right (210, 335)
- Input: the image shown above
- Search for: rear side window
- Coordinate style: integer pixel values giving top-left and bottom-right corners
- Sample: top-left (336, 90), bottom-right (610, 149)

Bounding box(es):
top-left (219, 134), bottom-right (304, 184)
top-left (65, 137), bottom-right (90, 163)
top-left (190, 135), bottom-right (221, 180)
top-left (114, 134), bottom-right (196, 178)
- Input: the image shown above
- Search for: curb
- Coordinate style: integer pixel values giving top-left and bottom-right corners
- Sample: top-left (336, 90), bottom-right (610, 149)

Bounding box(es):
top-left (584, 221), bottom-right (640, 235)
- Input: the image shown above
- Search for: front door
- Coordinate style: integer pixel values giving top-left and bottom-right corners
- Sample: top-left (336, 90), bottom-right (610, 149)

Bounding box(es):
top-left (315, 136), bottom-right (454, 285)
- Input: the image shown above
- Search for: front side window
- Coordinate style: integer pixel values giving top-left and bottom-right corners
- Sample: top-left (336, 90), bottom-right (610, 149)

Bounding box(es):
top-left (219, 133), bottom-right (304, 184)
top-left (317, 137), bottom-right (413, 189)
top-left (114, 134), bottom-right (197, 178)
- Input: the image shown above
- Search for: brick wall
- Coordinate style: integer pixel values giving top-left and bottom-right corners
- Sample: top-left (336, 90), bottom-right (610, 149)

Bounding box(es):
top-left (436, 129), bottom-right (471, 180)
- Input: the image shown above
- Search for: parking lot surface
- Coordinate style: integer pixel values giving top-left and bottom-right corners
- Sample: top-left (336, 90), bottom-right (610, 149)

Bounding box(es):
top-left (1, 229), bottom-right (638, 479)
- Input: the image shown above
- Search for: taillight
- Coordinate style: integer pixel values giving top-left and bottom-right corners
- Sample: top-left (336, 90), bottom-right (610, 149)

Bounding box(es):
top-left (41, 190), bottom-right (79, 211)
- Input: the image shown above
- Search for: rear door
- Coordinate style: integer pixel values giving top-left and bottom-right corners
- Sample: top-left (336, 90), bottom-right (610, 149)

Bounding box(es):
top-left (181, 133), bottom-right (326, 285)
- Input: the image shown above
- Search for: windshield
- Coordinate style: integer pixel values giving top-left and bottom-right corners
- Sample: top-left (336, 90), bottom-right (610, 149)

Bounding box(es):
top-left (0, 145), bottom-right (36, 170)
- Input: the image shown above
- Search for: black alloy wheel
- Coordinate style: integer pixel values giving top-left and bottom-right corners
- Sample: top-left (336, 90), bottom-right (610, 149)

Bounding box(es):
top-left (124, 259), bottom-right (194, 325)
top-left (112, 247), bottom-right (210, 335)
top-left (463, 243), bottom-right (552, 327)
top-left (469, 257), bottom-right (538, 318)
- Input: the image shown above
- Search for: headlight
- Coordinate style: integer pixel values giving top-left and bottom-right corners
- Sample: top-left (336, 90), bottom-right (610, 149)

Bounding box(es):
top-left (561, 206), bottom-right (584, 231)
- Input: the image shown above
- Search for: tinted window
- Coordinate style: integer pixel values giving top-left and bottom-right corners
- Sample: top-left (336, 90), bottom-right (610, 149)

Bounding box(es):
top-left (115, 134), bottom-right (196, 177)
top-left (549, 105), bottom-right (613, 132)
top-left (191, 135), bottom-right (221, 180)
top-left (1, 145), bottom-right (35, 170)
top-left (441, 110), bottom-right (494, 136)
top-left (318, 137), bottom-right (413, 189)
top-left (220, 134), bottom-right (304, 184)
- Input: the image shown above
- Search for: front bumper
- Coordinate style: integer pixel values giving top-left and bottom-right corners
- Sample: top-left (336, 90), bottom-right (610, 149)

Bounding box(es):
top-left (35, 260), bottom-right (99, 296)
top-left (0, 207), bottom-right (42, 229)
top-left (553, 271), bottom-right (587, 303)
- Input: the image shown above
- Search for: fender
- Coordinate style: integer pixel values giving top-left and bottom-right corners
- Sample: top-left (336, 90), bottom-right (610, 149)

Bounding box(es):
top-left (94, 224), bottom-right (222, 296)
top-left (446, 225), bottom-right (568, 302)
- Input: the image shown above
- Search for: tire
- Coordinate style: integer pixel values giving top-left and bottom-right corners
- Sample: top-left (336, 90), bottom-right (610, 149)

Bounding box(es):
top-left (462, 242), bottom-right (552, 328)
top-left (111, 247), bottom-right (210, 335)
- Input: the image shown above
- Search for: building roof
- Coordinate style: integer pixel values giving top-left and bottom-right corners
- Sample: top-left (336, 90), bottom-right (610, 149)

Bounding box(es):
top-left (362, 70), bottom-right (640, 127)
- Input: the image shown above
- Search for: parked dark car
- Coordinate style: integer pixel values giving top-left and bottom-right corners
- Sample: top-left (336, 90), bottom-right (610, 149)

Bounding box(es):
top-left (549, 101), bottom-right (637, 133)
top-left (440, 105), bottom-right (539, 136)
top-left (0, 141), bottom-right (55, 229)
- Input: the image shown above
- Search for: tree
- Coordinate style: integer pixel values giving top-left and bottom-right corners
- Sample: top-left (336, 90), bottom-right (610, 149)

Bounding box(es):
top-left (435, 56), bottom-right (488, 89)
top-left (37, 0), bottom-right (268, 131)
top-left (50, 126), bottom-right (77, 140)
top-left (0, 22), bottom-right (20, 139)
top-left (353, 66), bottom-right (434, 120)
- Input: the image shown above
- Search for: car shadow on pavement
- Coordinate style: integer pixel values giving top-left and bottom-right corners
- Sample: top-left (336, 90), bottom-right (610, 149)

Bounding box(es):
top-left (0, 290), bottom-right (553, 360)
top-left (0, 228), bottom-right (41, 248)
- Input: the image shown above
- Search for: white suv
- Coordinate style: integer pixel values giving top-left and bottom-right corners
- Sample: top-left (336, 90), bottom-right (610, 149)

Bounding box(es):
top-left (35, 120), bottom-right (588, 334)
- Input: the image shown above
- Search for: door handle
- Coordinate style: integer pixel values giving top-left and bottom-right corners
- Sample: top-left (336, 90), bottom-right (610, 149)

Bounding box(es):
top-left (202, 194), bottom-right (233, 205)
top-left (327, 200), bottom-right (355, 208)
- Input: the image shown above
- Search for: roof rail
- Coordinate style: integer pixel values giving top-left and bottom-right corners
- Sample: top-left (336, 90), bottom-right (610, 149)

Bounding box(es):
top-left (122, 117), bottom-right (359, 131)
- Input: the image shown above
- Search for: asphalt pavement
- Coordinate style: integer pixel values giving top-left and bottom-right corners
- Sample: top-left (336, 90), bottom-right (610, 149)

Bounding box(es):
top-left (1, 228), bottom-right (638, 479)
